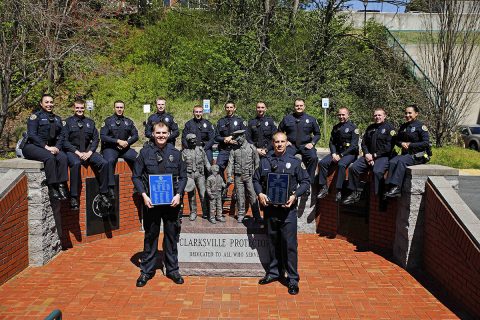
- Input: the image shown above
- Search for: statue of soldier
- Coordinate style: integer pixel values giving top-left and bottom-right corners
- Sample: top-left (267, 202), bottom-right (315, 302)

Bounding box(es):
top-left (206, 164), bottom-right (226, 223)
top-left (182, 134), bottom-right (211, 221)
top-left (226, 130), bottom-right (263, 223)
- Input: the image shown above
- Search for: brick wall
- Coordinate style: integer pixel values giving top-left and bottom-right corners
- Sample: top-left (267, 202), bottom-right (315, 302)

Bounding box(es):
top-left (61, 162), bottom-right (142, 248)
top-left (0, 175), bottom-right (28, 285)
top-left (424, 181), bottom-right (480, 317)
top-left (315, 169), bottom-right (398, 253)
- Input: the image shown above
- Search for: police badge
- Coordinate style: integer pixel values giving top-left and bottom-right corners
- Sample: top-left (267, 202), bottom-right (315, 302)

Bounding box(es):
top-left (306, 119), bottom-right (309, 124)
top-left (345, 128), bottom-right (349, 133)
top-left (169, 155), bottom-right (174, 162)
top-left (203, 123), bottom-right (207, 128)
top-left (234, 121), bottom-right (238, 126)
top-left (165, 117), bottom-right (170, 122)
top-left (286, 162), bottom-right (291, 169)
top-left (381, 128), bottom-right (386, 134)
top-left (411, 127), bottom-right (416, 132)
top-left (265, 121), bottom-right (269, 126)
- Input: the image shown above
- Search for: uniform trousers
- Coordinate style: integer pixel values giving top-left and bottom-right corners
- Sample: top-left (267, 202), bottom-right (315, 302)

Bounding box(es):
top-left (318, 154), bottom-right (356, 189)
top-left (215, 149), bottom-right (231, 178)
top-left (102, 148), bottom-right (138, 187)
top-left (285, 145), bottom-right (317, 184)
top-left (347, 156), bottom-right (389, 195)
top-left (264, 207), bottom-right (299, 285)
top-left (385, 154), bottom-right (418, 187)
top-left (22, 144), bottom-right (68, 185)
top-left (66, 152), bottom-right (108, 197)
top-left (205, 149), bottom-right (213, 165)
top-left (234, 174), bottom-right (261, 219)
top-left (141, 206), bottom-right (180, 277)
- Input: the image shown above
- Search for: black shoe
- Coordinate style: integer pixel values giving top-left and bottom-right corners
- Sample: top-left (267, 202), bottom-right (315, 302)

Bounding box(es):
top-left (384, 186), bottom-right (401, 198)
top-left (335, 191), bottom-right (342, 202)
top-left (107, 187), bottom-right (115, 200)
top-left (316, 185), bottom-right (329, 199)
top-left (343, 191), bottom-right (361, 205)
top-left (166, 273), bottom-right (184, 284)
top-left (70, 197), bottom-right (79, 210)
top-left (287, 283), bottom-right (299, 295)
top-left (254, 216), bottom-right (264, 224)
top-left (258, 275), bottom-right (279, 285)
top-left (48, 186), bottom-right (62, 200)
top-left (136, 273), bottom-right (152, 287)
top-left (58, 183), bottom-right (69, 200)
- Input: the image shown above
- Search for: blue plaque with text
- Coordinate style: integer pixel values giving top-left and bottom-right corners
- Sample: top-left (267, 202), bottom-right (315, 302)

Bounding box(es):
top-left (149, 174), bottom-right (174, 205)
top-left (266, 173), bottom-right (290, 205)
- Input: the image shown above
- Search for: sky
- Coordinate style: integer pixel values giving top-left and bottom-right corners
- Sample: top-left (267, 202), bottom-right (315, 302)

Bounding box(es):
top-left (344, 1), bottom-right (407, 13)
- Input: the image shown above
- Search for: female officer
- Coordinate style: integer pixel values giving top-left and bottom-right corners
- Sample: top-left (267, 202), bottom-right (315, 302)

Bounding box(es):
top-left (22, 94), bottom-right (68, 200)
top-left (384, 104), bottom-right (431, 198)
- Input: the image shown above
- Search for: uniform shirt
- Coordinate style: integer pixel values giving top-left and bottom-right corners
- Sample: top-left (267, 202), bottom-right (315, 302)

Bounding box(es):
top-left (214, 115), bottom-right (246, 150)
top-left (100, 114), bottom-right (139, 149)
top-left (361, 121), bottom-right (396, 158)
top-left (246, 116), bottom-right (277, 151)
top-left (329, 120), bottom-right (359, 157)
top-left (278, 113), bottom-right (320, 147)
top-left (144, 112), bottom-right (179, 144)
top-left (253, 153), bottom-right (310, 199)
top-left (62, 115), bottom-right (99, 153)
top-left (396, 120), bottom-right (430, 155)
top-left (132, 143), bottom-right (187, 196)
top-left (26, 109), bottom-right (64, 149)
top-left (181, 118), bottom-right (215, 150)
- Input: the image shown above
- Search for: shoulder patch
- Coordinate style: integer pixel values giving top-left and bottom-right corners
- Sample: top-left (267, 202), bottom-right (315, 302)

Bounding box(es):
top-left (390, 130), bottom-right (396, 136)
top-left (243, 121), bottom-right (247, 126)
top-left (422, 125), bottom-right (428, 131)
top-left (354, 128), bottom-right (359, 134)
top-left (29, 114), bottom-right (37, 120)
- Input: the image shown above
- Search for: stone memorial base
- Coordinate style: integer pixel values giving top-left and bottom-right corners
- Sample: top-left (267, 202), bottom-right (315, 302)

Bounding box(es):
top-left (178, 215), bottom-right (268, 277)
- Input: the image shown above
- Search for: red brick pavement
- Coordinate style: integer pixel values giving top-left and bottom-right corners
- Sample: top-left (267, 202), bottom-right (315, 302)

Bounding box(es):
top-left (0, 233), bottom-right (458, 319)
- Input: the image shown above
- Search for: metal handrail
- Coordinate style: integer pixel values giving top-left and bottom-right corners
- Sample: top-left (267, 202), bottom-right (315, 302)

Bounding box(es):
top-left (383, 28), bottom-right (440, 98)
top-left (45, 309), bottom-right (62, 320)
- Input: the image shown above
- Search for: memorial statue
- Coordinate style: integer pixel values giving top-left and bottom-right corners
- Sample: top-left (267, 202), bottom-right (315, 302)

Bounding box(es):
top-left (206, 164), bottom-right (226, 223)
top-left (226, 130), bottom-right (263, 223)
top-left (182, 133), bottom-right (211, 221)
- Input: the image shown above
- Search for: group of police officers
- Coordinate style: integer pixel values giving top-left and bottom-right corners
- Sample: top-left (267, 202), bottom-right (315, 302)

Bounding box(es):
top-left (22, 95), bottom-right (431, 295)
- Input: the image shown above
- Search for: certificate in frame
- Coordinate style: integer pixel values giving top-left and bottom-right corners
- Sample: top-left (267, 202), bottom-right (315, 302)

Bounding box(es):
top-left (266, 173), bottom-right (290, 205)
top-left (149, 174), bottom-right (174, 205)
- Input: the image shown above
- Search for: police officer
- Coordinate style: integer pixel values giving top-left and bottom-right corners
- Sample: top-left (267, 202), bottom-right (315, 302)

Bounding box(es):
top-left (278, 99), bottom-right (320, 184)
top-left (62, 100), bottom-right (110, 210)
top-left (144, 97), bottom-right (179, 145)
top-left (182, 134), bottom-right (211, 221)
top-left (253, 131), bottom-right (310, 295)
top-left (100, 100), bottom-right (139, 198)
top-left (343, 108), bottom-right (396, 205)
top-left (246, 101), bottom-right (277, 158)
top-left (132, 122), bottom-right (187, 287)
top-left (317, 107), bottom-right (359, 201)
top-left (181, 105), bottom-right (215, 164)
top-left (384, 104), bottom-right (431, 198)
top-left (22, 94), bottom-right (68, 200)
top-left (214, 101), bottom-right (246, 178)
top-left (226, 130), bottom-right (262, 223)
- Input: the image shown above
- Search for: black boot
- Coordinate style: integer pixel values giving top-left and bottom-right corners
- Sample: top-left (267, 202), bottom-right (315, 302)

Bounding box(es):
top-left (48, 185), bottom-right (62, 200)
top-left (70, 197), bottom-right (79, 210)
top-left (384, 186), bottom-right (401, 198)
top-left (343, 191), bottom-right (361, 205)
top-left (316, 185), bottom-right (329, 199)
top-left (58, 183), bottom-right (69, 200)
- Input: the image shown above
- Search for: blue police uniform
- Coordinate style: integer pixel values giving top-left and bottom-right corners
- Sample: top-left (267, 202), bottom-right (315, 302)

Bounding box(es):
top-left (181, 118), bottom-right (215, 164)
top-left (278, 113), bottom-right (320, 183)
top-left (132, 143), bottom-right (187, 278)
top-left (62, 115), bottom-right (109, 198)
top-left (318, 121), bottom-right (359, 191)
top-left (253, 153), bottom-right (310, 287)
top-left (385, 120), bottom-right (431, 192)
top-left (22, 109), bottom-right (68, 189)
top-left (100, 114), bottom-right (139, 188)
top-left (246, 115), bottom-right (277, 155)
top-left (214, 115), bottom-right (246, 176)
top-left (347, 122), bottom-right (396, 195)
top-left (145, 112), bottom-right (179, 145)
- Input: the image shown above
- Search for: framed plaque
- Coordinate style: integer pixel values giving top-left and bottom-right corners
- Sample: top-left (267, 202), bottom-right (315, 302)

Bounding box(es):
top-left (149, 174), bottom-right (174, 205)
top-left (266, 173), bottom-right (290, 205)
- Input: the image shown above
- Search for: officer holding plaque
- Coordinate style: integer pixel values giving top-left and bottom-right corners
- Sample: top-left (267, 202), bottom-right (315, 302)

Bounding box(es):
top-left (253, 131), bottom-right (310, 295)
top-left (132, 122), bottom-right (187, 287)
